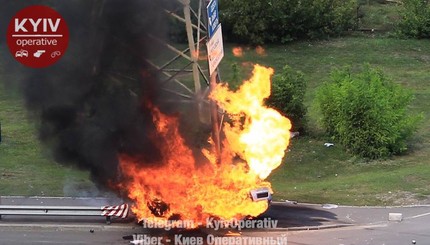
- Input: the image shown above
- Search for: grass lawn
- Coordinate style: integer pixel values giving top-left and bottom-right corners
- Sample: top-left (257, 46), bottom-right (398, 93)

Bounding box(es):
top-left (219, 36), bottom-right (430, 205)
top-left (1, 36), bottom-right (430, 205)
top-left (358, 2), bottom-right (401, 32)
top-left (0, 64), bottom-right (95, 196)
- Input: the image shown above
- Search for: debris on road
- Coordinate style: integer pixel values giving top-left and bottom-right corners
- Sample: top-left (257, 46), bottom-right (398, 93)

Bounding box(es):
top-left (388, 213), bottom-right (403, 222)
top-left (322, 204), bottom-right (338, 209)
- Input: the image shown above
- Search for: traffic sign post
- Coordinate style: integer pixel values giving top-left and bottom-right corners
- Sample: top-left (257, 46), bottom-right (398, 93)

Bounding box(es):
top-left (207, 0), bottom-right (219, 38)
top-left (206, 0), bottom-right (223, 163)
top-left (207, 26), bottom-right (223, 161)
top-left (209, 68), bottom-right (221, 162)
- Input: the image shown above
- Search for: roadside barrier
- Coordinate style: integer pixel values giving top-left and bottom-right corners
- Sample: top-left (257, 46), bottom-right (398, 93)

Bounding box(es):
top-left (0, 203), bottom-right (129, 224)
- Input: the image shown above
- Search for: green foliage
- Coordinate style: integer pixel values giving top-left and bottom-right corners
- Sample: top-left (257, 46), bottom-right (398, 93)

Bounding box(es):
top-left (397, 0), bottom-right (430, 38)
top-left (219, 0), bottom-right (357, 44)
top-left (266, 65), bottom-right (307, 132)
top-left (230, 62), bottom-right (241, 85)
top-left (316, 65), bottom-right (422, 159)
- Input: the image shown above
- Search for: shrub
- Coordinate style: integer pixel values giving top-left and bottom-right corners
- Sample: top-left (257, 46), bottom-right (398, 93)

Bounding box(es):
top-left (266, 65), bottom-right (307, 133)
top-left (230, 62), bottom-right (241, 85)
top-left (219, 0), bottom-right (274, 44)
top-left (316, 65), bottom-right (422, 159)
top-left (397, 0), bottom-right (430, 38)
top-left (220, 0), bottom-right (357, 44)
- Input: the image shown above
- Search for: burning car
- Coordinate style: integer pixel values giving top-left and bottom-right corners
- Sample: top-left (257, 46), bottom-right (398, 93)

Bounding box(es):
top-left (121, 65), bottom-right (290, 226)
top-left (144, 187), bottom-right (273, 221)
top-left (250, 187), bottom-right (272, 204)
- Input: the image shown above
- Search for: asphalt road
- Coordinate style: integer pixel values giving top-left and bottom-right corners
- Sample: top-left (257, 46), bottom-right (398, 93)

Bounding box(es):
top-left (1, 197), bottom-right (430, 245)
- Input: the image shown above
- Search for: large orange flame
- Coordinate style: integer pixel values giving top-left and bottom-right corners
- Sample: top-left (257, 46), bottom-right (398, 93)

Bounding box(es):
top-left (119, 64), bottom-right (291, 226)
top-left (210, 64), bottom-right (291, 179)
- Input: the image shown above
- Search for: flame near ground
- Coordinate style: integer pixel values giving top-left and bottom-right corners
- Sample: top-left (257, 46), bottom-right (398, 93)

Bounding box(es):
top-left (119, 64), bottom-right (291, 226)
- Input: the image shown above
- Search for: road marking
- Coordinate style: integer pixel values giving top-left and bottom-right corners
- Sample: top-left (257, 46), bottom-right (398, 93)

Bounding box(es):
top-left (405, 212), bottom-right (430, 220)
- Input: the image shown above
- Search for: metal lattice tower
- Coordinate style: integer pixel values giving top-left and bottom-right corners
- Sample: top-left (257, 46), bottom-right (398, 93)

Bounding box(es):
top-left (89, 0), bottom-right (222, 160)
top-left (148, 0), bottom-right (222, 159)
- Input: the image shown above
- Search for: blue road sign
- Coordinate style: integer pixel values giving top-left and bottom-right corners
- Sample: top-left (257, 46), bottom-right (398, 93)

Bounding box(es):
top-left (207, 0), bottom-right (219, 38)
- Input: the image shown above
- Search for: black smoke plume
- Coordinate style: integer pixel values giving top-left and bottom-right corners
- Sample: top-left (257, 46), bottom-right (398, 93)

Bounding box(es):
top-left (0, 0), bottom-right (202, 191)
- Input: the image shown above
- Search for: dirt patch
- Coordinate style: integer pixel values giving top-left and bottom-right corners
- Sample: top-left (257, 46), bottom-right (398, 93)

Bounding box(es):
top-left (0, 170), bottom-right (20, 179)
top-left (419, 55), bottom-right (430, 63)
top-left (376, 191), bottom-right (430, 206)
top-left (320, 40), bottom-right (347, 48)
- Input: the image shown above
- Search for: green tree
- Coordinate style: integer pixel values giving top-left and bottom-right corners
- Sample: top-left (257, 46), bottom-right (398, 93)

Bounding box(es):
top-left (219, 0), bottom-right (357, 44)
top-left (266, 65), bottom-right (307, 133)
top-left (316, 65), bottom-right (422, 159)
top-left (397, 0), bottom-right (430, 38)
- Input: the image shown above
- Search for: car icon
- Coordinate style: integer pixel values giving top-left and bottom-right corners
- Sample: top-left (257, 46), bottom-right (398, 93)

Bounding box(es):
top-left (15, 49), bottom-right (28, 57)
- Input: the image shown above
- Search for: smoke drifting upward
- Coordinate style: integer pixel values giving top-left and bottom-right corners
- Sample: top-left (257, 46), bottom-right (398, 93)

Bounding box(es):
top-left (7, 0), bottom-right (190, 190)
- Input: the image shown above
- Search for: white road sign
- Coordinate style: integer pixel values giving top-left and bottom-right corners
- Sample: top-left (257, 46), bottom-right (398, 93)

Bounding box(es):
top-left (207, 25), bottom-right (224, 76)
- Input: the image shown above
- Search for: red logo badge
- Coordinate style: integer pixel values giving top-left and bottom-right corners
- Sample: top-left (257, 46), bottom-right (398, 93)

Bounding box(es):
top-left (7, 5), bottom-right (69, 68)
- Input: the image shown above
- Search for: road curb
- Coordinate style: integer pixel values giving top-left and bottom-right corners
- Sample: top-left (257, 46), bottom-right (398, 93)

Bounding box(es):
top-left (260, 223), bottom-right (354, 232)
top-left (271, 201), bottom-right (430, 209)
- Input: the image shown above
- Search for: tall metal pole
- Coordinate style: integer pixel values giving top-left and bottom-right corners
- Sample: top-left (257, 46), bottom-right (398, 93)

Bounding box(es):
top-left (210, 70), bottom-right (221, 162)
top-left (185, 0), bottom-right (221, 161)
top-left (204, 0), bottom-right (221, 162)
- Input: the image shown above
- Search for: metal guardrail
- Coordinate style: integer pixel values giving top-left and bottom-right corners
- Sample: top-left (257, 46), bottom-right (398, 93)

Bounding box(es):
top-left (0, 205), bottom-right (113, 224)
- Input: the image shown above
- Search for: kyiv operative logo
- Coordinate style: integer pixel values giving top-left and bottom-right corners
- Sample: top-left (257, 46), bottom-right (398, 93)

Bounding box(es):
top-left (7, 5), bottom-right (69, 68)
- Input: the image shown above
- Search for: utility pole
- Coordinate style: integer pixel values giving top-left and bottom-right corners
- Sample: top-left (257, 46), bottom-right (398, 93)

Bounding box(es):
top-left (205, 0), bottom-right (223, 162)
top-left (210, 70), bottom-right (221, 162)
